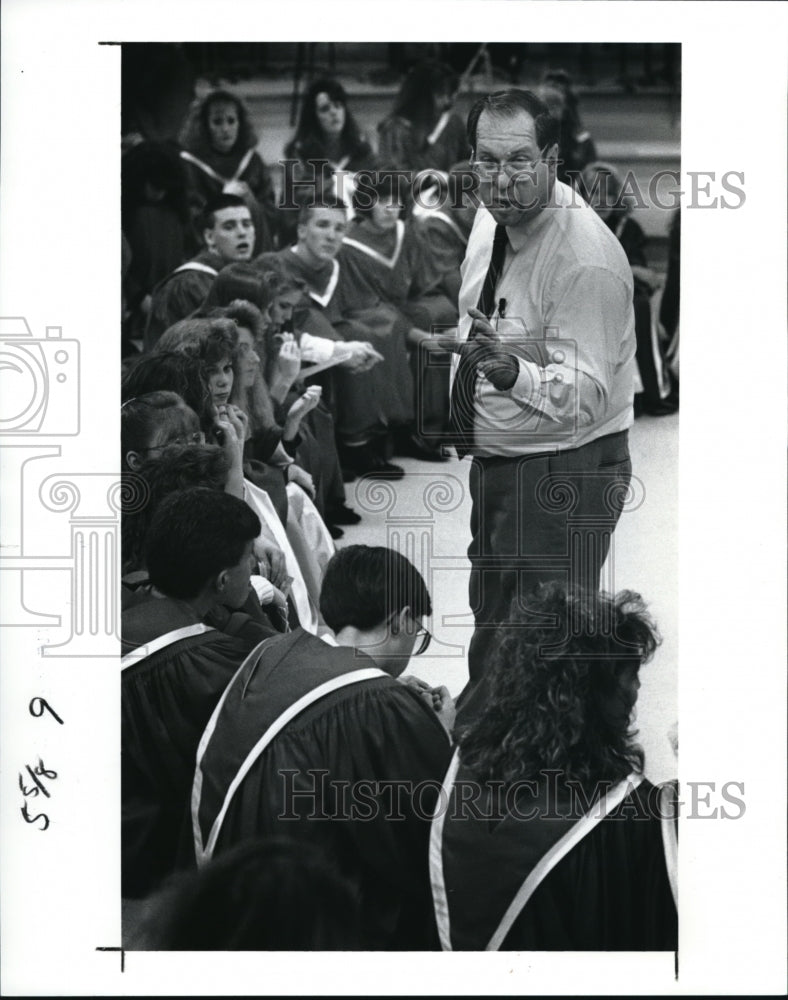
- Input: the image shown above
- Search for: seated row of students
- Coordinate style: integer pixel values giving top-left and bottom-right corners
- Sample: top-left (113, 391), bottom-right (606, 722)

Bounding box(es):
top-left (122, 61), bottom-right (468, 312)
top-left (122, 529), bottom-right (677, 951)
top-left (140, 187), bottom-right (470, 481)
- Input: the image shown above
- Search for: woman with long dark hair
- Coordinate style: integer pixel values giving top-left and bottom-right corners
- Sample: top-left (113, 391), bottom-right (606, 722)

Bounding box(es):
top-left (537, 69), bottom-right (597, 187)
top-left (377, 61), bottom-right (469, 175)
top-left (430, 582), bottom-right (678, 951)
top-left (281, 77), bottom-right (376, 247)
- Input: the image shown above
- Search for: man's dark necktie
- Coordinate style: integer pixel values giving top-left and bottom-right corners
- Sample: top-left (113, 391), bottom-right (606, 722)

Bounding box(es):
top-left (448, 223), bottom-right (509, 457)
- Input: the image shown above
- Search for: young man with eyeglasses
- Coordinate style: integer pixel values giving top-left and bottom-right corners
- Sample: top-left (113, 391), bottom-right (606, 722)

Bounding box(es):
top-left (441, 90), bottom-right (637, 726)
top-left (191, 544), bottom-right (455, 950)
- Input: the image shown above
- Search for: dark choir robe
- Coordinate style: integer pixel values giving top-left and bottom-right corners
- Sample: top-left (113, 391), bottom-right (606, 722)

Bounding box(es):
top-left (377, 110), bottom-right (468, 175)
top-left (144, 248), bottom-right (223, 350)
top-left (179, 141), bottom-right (278, 255)
top-left (121, 597), bottom-right (275, 900)
top-left (410, 200), bottom-right (475, 312)
top-left (339, 218), bottom-right (456, 438)
top-left (192, 628), bottom-right (454, 949)
top-left (607, 213), bottom-right (673, 406)
top-left (431, 756), bottom-right (678, 951)
top-left (276, 247), bottom-right (414, 441)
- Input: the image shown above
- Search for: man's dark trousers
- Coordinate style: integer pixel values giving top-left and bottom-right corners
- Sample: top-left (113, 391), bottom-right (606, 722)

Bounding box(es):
top-left (455, 428), bottom-right (632, 725)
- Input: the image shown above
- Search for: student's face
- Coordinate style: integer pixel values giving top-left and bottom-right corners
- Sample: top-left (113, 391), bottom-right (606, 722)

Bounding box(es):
top-left (235, 326), bottom-right (261, 388)
top-left (219, 538), bottom-right (256, 609)
top-left (297, 207), bottom-right (347, 265)
top-left (207, 100), bottom-right (240, 154)
top-left (204, 207), bottom-right (255, 263)
top-left (315, 92), bottom-right (345, 137)
top-left (268, 290), bottom-right (302, 329)
top-left (124, 408), bottom-right (204, 471)
top-left (205, 355), bottom-right (234, 406)
top-left (473, 109), bottom-right (556, 227)
top-left (369, 193), bottom-right (402, 231)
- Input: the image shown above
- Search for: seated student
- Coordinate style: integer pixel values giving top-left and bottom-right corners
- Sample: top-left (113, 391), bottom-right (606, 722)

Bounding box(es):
top-left (275, 199), bottom-right (419, 479)
top-left (121, 486), bottom-right (277, 902)
top-left (179, 88), bottom-right (279, 256)
top-left (192, 545), bottom-right (455, 950)
top-left (410, 163), bottom-right (478, 317)
top-left (198, 265), bottom-right (359, 532)
top-left (581, 161), bottom-right (677, 416)
top-left (430, 583), bottom-right (678, 952)
top-left (154, 317), bottom-right (334, 626)
top-left (120, 393), bottom-right (290, 625)
top-left (128, 837), bottom-right (363, 950)
top-left (377, 61), bottom-right (468, 176)
top-left (341, 172), bottom-right (457, 459)
top-left (207, 299), bottom-right (357, 537)
top-left (145, 194), bottom-right (255, 351)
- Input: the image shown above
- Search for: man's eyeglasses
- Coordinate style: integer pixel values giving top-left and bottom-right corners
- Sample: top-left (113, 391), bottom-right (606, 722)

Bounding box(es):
top-left (471, 145), bottom-right (549, 178)
top-left (413, 624), bottom-right (432, 656)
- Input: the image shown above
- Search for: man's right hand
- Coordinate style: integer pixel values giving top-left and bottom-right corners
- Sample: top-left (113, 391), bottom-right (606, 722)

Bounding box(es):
top-left (437, 307), bottom-right (520, 391)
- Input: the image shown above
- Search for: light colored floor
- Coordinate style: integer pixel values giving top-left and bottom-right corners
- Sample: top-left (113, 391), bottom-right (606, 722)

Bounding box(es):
top-left (336, 412), bottom-right (678, 785)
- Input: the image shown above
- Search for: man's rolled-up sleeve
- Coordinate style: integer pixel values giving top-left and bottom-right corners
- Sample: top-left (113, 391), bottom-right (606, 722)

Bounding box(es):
top-left (507, 264), bottom-right (632, 429)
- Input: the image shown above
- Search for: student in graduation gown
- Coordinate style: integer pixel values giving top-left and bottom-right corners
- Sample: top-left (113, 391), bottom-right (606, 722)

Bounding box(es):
top-left (280, 76), bottom-right (377, 248)
top-left (275, 199), bottom-right (413, 479)
top-left (192, 545), bottom-right (456, 950)
top-left (121, 487), bottom-right (278, 903)
top-left (581, 161), bottom-right (677, 416)
top-left (340, 172), bottom-right (458, 458)
top-left (377, 61), bottom-right (469, 177)
top-left (145, 194), bottom-right (255, 351)
top-left (179, 88), bottom-right (278, 255)
top-left (410, 163), bottom-right (478, 317)
top-left (430, 583), bottom-right (678, 952)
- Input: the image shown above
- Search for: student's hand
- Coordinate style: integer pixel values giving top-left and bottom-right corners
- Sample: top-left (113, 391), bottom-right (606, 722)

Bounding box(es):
top-left (286, 386), bottom-right (322, 425)
top-left (276, 339), bottom-right (302, 383)
top-left (343, 342), bottom-right (384, 372)
top-left (398, 674), bottom-right (433, 699)
top-left (437, 307), bottom-right (519, 391)
top-left (431, 685), bottom-right (456, 736)
top-left (227, 404), bottom-right (250, 441)
top-left (265, 584), bottom-right (290, 630)
top-left (254, 540), bottom-right (289, 590)
top-left (213, 405), bottom-right (242, 452)
top-left (287, 463), bottom-right (315, 498)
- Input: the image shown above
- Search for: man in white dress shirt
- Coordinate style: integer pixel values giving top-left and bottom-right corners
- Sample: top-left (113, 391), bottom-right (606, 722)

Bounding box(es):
top-left (443, 90), bottom-right (637, 723)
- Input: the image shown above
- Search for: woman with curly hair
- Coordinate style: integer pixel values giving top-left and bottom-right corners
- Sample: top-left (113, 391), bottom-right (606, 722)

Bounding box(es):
top-left (179, 88), bottom-right (278, 253)
top-left (430, 582), bottom-right (678, 951)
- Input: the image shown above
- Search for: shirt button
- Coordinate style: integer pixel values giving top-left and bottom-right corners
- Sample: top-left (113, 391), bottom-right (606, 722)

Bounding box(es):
top-left (553, 373), bottom-right (564, 383)
top-left (551, 350), bottom-right (565, 364)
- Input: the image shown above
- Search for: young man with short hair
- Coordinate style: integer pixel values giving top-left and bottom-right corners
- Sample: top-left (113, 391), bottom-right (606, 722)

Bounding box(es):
top-left (121, 486), bottom-right (276, 902)
top-left (192, 544), bottom-right (455, 949)
top-left (276, 200), bottom-right (413, 479)
top-left (145, 193), bottom-right (255, 349)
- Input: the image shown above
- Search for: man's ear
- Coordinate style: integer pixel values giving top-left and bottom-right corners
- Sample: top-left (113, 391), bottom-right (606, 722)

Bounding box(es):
top-left (213, 568), bottom-right (230, 595)
top-left (203, 226), bottom-right (216, 251)
top-left (125, 451), bottom-right (142, 472)
top-left (296, 221), bottom-right (306, 245)
top-left (394, 605), bottom-right (411, 636)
